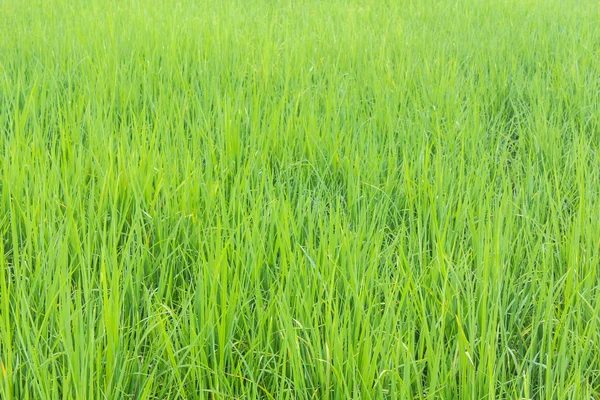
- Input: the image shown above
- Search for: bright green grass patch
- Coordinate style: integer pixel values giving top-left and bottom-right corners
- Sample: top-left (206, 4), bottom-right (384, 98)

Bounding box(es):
top-left (1, 0), bottom-right (600, 398)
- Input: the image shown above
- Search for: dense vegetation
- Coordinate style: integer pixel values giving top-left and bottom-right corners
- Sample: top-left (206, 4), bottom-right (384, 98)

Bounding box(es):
top-left (1, 0), bottom-right (600, 398)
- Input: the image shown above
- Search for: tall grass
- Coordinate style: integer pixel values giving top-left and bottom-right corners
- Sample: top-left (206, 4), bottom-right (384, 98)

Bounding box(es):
top-left (1, 0), bottom-right (600, 398)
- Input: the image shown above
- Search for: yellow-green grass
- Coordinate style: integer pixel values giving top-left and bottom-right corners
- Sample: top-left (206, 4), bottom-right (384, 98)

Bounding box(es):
top-left (1, 0), bottom-right (600, 398)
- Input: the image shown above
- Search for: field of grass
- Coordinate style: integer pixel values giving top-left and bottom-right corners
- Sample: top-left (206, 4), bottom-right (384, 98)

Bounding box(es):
top-left (1, 0), bottom-right (600, 398)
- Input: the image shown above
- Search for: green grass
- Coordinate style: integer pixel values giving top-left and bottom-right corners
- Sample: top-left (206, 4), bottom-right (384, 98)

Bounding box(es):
top-left (1, 0), bottom-right (600, 398)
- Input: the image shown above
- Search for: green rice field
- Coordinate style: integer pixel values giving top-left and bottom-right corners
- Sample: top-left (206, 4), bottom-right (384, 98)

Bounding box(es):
top-left (1, 0), bottom-right (600, 398)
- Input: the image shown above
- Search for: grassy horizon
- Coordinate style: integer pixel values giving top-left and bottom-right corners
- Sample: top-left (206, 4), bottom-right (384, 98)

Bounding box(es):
top-left (1, 0), bottom-right (600, 398)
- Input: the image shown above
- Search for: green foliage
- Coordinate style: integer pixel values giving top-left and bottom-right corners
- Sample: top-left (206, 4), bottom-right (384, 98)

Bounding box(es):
top-left (1, 0), bottom-right (599, 398)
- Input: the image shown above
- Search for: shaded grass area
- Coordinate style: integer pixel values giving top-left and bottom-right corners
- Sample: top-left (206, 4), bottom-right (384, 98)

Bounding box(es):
top-left (1, 0), bottom-right (600, 398)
